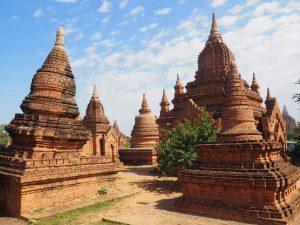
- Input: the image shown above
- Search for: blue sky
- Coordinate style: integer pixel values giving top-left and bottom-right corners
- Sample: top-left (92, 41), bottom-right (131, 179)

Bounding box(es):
top-left (0, 0), bottom-right (299, 135)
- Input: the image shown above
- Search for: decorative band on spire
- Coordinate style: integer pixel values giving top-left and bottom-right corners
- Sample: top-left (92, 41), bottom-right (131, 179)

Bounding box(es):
top-left (55, 27), bottom-right (65, 48)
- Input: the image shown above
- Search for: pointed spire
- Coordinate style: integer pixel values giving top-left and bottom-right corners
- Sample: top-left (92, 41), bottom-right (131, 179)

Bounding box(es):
top-left (92, 84), bottom-right (97, 97)
top-left (139, 93), bottom-right (151, 115)
top-left (174, 73), bottom-right (184, 96)
top-left (251, 72), bottom-right (259, 93)
top-left (162, 89), bottom-right (169, 103)
top-left (209, 13), bottom-right (221, 39)
top-left (266, 88), bottom-right (271, 100)
top-left (176, 73), bottom-right (182, 85)
top-left (160, 89), bottom-right (170, 115)
top-left (54, 27), bottom-right (65, 49)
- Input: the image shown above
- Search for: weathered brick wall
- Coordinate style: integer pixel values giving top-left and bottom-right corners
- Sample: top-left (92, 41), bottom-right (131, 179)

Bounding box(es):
top-left (119, 148), bottom-right (157, 165)
top-left (20, 172), bottom-right (116, 214)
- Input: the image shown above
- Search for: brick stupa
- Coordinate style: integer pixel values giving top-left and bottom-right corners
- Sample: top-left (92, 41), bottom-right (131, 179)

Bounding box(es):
top-left (0, 28), bottom-right (121, 217)
top-left (119, 94), bottom-right (159, 165)
top-left (176, 14), bottom-right (300, 225)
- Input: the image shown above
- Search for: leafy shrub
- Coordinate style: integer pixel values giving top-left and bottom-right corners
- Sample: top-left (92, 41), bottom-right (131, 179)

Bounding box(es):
top-left (0, 124), bottom-right (11, 150)
top-left (157, 107), bottom-right (218, 176)
top-left (98, 186), bottom-right (109, 195)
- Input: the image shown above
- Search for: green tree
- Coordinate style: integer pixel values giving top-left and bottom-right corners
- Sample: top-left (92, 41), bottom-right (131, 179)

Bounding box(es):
top-left (0, 124), bottom-right (11, 150)
top-left (157, 108), bottom-right (218, 176)
top-left (293, 79), bottom-right (300, 104)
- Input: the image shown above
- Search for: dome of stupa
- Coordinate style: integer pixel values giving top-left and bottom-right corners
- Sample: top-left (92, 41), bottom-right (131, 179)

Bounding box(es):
top-left (131, 94), bottom-right (159, 148)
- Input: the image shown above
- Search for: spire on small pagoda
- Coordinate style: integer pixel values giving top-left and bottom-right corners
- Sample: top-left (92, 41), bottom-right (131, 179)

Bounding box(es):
top-left (250, 72), bottom-right (260, 93)
top-left (174, 73), bottom-right (184, 96)
top-left (209, 13), bottom-right (222, 42)
top-left (54, 27), bottom-right (65, 49)
top-left (266, 88), bottom-right (271, 100)
top-left (160, 89), bottom-right (170, 115)
top-left (139, 93), bottom-right (151, 115)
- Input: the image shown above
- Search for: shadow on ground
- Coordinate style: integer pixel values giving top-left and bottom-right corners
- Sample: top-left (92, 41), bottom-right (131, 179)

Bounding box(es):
top-left (131, 178), bottom-right (180, 195)
top-left (121, 165), bottom-right (158, 177)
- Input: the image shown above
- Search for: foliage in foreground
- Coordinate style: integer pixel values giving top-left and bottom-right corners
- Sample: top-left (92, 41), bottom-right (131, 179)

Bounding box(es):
top-left (157, 108), bottom-right (218, 176)
top-left (0, 124), bottom-right (11, 150)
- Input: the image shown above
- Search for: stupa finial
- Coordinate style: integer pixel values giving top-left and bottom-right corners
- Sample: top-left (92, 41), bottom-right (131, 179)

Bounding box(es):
top-left (162, 89), bottom-right (169, 102)
top-left (139, 93), bottom-right (151, 114)
top-left (210, 13), bottom-right (221, 38)
top-left (92, 84), bottom-right (98, 97)
top-left (176, 73), bottom-right (182, 85)
top-left (266, 88), bottom-right (271, 100)
top-left (55, 27), bottom-right (64, 48)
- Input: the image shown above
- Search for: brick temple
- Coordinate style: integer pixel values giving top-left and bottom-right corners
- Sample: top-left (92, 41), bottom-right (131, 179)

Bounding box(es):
top-left (0, 28), bottom-right (122, 217)
top-left (82, 85), bottom-right (127, 160)
top-left (119, 94), bottom-right (159, 165)
top-left (157, 14), bottom-right (287, 146)
top-left (156, 13), bottom-right (300, 224)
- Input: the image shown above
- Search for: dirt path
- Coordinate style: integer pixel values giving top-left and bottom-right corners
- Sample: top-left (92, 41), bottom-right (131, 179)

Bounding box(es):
top-left (89, 166), bottom-right (251, 225)
top-left (1, 166), bottom-right (299, 225)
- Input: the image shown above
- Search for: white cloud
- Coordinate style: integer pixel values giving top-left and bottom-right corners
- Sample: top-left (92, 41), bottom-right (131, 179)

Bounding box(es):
top-left (119, 0), bottom-right (129, 10)
top-left (130, 5), bottom-right (144, 16)
top-left (101, 16), bottom-right (110, 25)
top-left (211, 0), bottom-right (227, 8)
top-left (98, 0), bottom-right (111, 13)
top-left (73, 33), bottom-right (83, 41)
top-left (70, 1), bottom-right (300, 135)
top-left (219, 15), bottom-right (239, 28)
top-left (33, 9), bottom-right (43, 18)
top-left (139, 23), bottom-right (158, 32)
top-left (91, 32), bottom-right (102, 41)
top-left (54, 0), bottom-right (77, 3)
top-left (9, 16), bottom-right (19, 21)
top-left (154, 7), bottom-right (171, 15)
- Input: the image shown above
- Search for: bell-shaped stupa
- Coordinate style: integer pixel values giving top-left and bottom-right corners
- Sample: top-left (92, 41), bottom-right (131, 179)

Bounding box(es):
top-left (131, 93), bottom-right (159, 148)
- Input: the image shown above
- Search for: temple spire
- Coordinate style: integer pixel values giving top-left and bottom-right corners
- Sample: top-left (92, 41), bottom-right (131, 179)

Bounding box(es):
top-left (266, 88), bottom-right (271, 100)
top-left (176, 73), bottom-right (182, 85)
top-left (54, 27), bottom-right (65, 49)
top-left (162, 89), bottom-right (169, 103)
top-left (251, 72), bottom-right (259, 93)
top-left (160, 89), bottom-right (170, 115)
top-left (139, 93), bottom-right (151, 115)
top-left (174, 73), bottom-right (184, 96)
top-left (209, 13), bottom-right (221, 38)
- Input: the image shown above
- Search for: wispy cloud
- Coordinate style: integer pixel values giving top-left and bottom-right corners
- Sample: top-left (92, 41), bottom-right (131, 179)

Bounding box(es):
top-left (139, 23), bottom-right (158, 32)
top-left (101, 16), bottom-right (110, 25)
top-left (9, 16), bottom-right (19, 21)
top-left (154, 7), bottom-right (172, 15)
top-left (119, 0), bottom-right (129, 10)
top-left (33, 9), bottom-right (43, 18)
top-left (98, 0), bottom-right (111, 13)
top-left (211, 0), bottom-right (227, 8)
top-left (130, 5), bottom-right (144, 16)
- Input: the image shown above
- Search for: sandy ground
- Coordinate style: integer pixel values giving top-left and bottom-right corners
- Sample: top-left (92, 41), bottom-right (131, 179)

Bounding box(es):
top-left (1, 166), bottom-right (300, 225)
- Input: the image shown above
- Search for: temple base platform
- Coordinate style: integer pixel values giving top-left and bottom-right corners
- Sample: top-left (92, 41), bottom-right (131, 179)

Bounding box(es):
top-left (118, 148), bottom-right (157, 165)
top-left (178, 141), bottom-right (300, 225)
